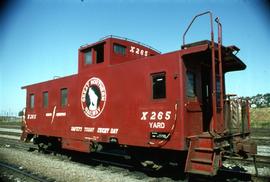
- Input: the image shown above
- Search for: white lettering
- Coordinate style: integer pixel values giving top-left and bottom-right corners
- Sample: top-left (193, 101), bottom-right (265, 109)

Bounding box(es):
top-left (144, 51), bottom-right (148, 57)
top-left (71, 126), bottom-right (83, 132)
top-left (149, 122), bottom-right (165, 129)
top-left (140, 49), bottom-right (144, 56)
top-left (130, 46), bottom-right (148, 57)
top-left (150, 112), bottom-right (156, 120)
top-left (135, 48), bottom-right (140, 54)
top-left (110, 128), bottom-right (119, 134)
top-left (165, 111), bottom-right (172, 120)
top-left (45, 113), bottom-right (52, 117)
top-left (141, 112), bottom-right (148, 120)
top-left (130, 46), bottom-right (135, 53)
top-left (140, 111), bottom-right (172, 121)
top-left (56, 112), bottom-right (66, 117)
top-left (97, 128), bottom-right (110, 134)
top-left (27, 114), bottom-right (37, 120)
top-left (157, 111), bottom-right (163, 120)
top-left (84, 127), bottom-right (95, 133)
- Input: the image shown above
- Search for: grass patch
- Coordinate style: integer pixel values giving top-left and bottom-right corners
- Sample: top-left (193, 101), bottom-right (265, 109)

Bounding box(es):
top-left (250, 120), bottom-right (270, 128)
top-left (250, 107), bottom-right (270, 128)
top-left (0, 116), bottom-right (21, 126)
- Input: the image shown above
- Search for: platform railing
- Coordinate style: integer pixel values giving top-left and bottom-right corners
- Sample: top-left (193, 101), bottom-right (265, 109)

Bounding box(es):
top-left (182, 11), bottom-right (214, 46)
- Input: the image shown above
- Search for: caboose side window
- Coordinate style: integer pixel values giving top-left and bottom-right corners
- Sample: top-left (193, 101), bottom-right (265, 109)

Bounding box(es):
top-left (186, 71), bottom-right (196, 98)
top-left (84, 50), bottom-right (92, 65)
top-left (29, 94), bottom-right (35, 109)
top-left (95, 44), bottom-right (104, 64)
top-left (152, 73), bottom-right (166, 99)
top-left (60, 88), bottom-right (68, 107)
top-left (113, 44), bottom-right (126, 55)
top-left (43, 91), bottom-right (48, 108)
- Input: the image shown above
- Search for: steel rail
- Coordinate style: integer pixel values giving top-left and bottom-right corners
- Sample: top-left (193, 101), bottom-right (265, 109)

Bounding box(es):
top-left (224, 155), bottom-right (270, 164)
top-left (224, 154), bottom-right (270, 178)
top-left (0, 162), bottom-right (50, 182)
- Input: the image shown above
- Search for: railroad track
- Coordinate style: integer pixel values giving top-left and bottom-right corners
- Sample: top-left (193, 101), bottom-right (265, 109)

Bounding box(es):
top-left (0, 127), bottom-right (270, 181)
top-left (0, 161), bottom-right (52, 182)
top-left (0, 137), bottom-right (157, 181)
top-left (1, 135), bottom-right (269, 181)
top-left (223, 155), bottom-right (270, 179)
top-left (224, 155), bottom-right (270, 165)
top-left (0, 137), bottom-right (36, 151)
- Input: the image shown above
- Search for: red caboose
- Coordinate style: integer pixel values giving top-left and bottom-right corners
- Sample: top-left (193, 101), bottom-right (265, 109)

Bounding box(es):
top-left (21, 12), bottom-right (256, 176)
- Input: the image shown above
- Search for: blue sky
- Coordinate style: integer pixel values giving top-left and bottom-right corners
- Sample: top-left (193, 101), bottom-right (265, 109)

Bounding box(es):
top-left (0, 0), bottom-right (270, 115)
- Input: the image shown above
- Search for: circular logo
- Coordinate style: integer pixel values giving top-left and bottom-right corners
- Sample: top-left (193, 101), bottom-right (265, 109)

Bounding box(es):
top-left (81, 77), bottom-right (106, 118)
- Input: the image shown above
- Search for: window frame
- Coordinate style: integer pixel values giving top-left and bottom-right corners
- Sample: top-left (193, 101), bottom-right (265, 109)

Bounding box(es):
top-left (151, 72), bottom-right (166, 100)
top-left (43, 91), bottom-right (49, 108)
top-left (186, 71), bottom-right (196, 98)
top-left (95, 44), bottom-right (104, 64)
top-left (113, 43), bottom-right (126, 56)
top-left (84, 49), bottom-right (92, 65)
top-left (29, 93), bottom-right (35, 109)
top-left (60, 88), bottom-right (68, 107)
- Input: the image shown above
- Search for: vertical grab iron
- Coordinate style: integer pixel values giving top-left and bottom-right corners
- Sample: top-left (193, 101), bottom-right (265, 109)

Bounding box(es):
top-left (215, 17), bottom-right (224, 132)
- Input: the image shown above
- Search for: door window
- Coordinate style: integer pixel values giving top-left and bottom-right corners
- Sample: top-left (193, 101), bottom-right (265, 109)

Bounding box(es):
top-left (186, 71), bottom-right (196, 98)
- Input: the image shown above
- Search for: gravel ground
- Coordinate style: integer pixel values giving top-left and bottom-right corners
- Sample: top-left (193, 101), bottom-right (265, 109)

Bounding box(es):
top-left (0, 146), bottom-right (177, 182)
top-left (0, 166), bottom-right (38, 182)
top-left (223, 159), bottom-right (270, 178)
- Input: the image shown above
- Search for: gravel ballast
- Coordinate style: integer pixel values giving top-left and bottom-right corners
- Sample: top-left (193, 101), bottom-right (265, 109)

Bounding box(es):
top-left (0, 146), bottom-right (172, 182)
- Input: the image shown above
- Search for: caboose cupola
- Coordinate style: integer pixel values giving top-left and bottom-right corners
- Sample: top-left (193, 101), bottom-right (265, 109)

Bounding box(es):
top-left (78, 36), bottom-right (160, 73)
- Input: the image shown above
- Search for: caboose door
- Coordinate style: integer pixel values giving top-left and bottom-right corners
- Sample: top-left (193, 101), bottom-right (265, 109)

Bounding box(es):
top-left (184, 58), bottom-right (214, 135)
top-left (184, 60), bottom-right (204, 136)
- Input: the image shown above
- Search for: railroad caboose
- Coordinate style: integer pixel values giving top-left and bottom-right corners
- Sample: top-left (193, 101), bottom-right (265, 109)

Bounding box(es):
top-left (21, 12), bottom-right (256, 176)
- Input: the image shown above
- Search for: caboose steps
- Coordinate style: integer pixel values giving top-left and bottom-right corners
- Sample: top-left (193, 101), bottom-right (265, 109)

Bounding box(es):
top-left (185, 132), bottom-right (221, 176)
top-left (190, 158), bottom-right (212, 164)
top-left (187, 170), bottom-right (212, 176)
top-left (194, 147), bottom-right (214, 152)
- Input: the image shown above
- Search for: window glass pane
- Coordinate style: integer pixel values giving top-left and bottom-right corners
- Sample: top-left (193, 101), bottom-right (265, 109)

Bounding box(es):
top-left (186, 71), bottom-right (196, 97)
top-left (61, 88), bottom-right (68, 107)
top-left (152, 73), bottom-right (166, 99)
top-left (43, 91), bottom-right (48, 108)
top-left (95, 45), bottom-right (104, 63)
top-left (113, 44), bottom-right (126, 55)
top-left (85, 50), bottom-right (92, 65)
top-left (30, 94), bottom-right (35, 109)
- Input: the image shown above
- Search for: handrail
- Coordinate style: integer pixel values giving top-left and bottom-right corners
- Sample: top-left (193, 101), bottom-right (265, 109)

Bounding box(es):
top-left (215, 17), bottom-right (222, 45)
top-left (182, 11), bottom-right (214, 46)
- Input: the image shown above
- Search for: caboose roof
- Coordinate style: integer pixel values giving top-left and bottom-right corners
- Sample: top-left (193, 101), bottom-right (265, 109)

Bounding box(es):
top-left (181, 40), bottom-right (246, 72)
top-left (21, 74), bottom-right (77, 90)
top-left (79, 35), bottom-right (161, 54)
